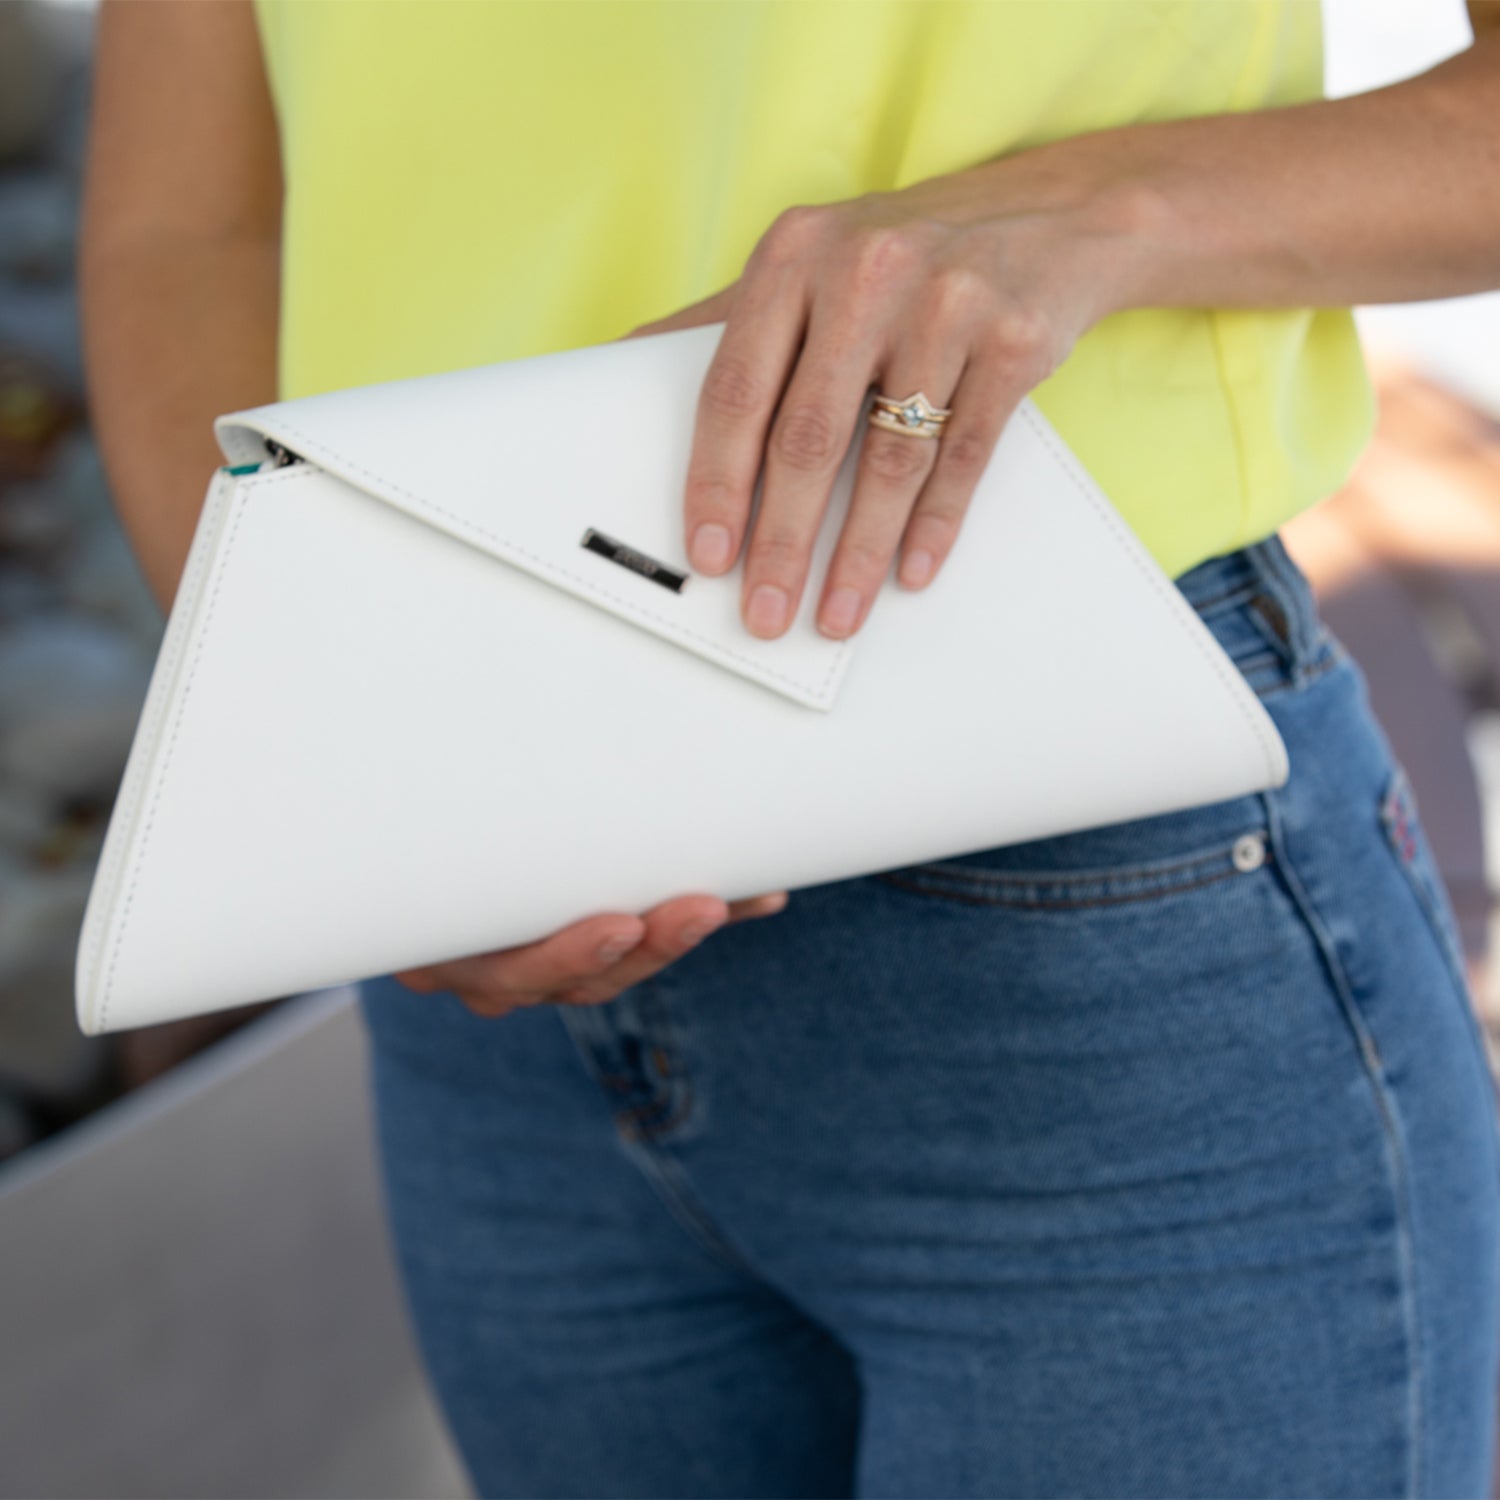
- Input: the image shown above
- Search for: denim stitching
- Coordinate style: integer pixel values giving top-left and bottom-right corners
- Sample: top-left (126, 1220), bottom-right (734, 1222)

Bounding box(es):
top-left (624, 985), bottom-right (694, 1135)
top-left (1247, 640), bottom-right (1344, 702)
top-left (614, 1046), bottom-right (692, 1139)
top-left (1253, 537), bottom-right (1323, 680)
top-left (1230, 647), bottom-right (1282, 675)
top-left (613, 1137), bottom-right (767, 1280)
top-left (1260, 785), bottom-right (1423, 1496)
top-left (1378, 766), bottom-right (1500, 1190)
top-left (874, 828), bottom-right (1270, 910)
top-left (1190, 540), bottom-right (1342, 707)
top-left (615, 984), bottom-right (768, 1276)
top-left (910, 834), bottom-right (1262, 887)
top-left (876, 858), bottom-right (1251, 911)
top-left (552, 1000), bottom-right (763, 1280)
top-left (1235, 656), bottom-right (1288, 699)
top-left (1182, 576), bottom-right (1262, 618)
top-left (1249, 590), bottom-right (1296, 659)
top-left (1379, 767), bottom-right (1468, 997)
top-left (617, 1091), bottom-right (689, 1139)
top-left (558, 989), bottom-right (694, 1135)
top-left (1235, 536), bottom-right (1347, 700)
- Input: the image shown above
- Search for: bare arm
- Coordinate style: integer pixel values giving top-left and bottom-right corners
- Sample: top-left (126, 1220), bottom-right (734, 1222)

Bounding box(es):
top-left (79, 0), bottom-right (281, 617)
top-left (969, 7), bottom-right (1500, 314)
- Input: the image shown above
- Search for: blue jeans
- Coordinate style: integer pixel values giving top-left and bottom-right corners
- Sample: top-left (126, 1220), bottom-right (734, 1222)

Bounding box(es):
top-left (358, 531), bottom-right (1500, 1499)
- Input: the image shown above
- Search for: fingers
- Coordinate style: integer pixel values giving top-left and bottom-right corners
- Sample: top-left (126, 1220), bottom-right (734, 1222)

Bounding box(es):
top-left (813, 339), bottom-right (965, 639)
top-left (681, 247), bottom-right (809, 584)
top-left (681, 214), bottom-right (959, 642)
top-left (727, 890), bottom-right (789, 922)
top-left (392, 890), bottom-right (792, 1018)
top-left (893, 310), bottom-right (1054, 592)
top-left (392, 910), bottom-right (648, 1014)
top-left (685, 205), bottom-right (1065, 645)
top-left (548, 894), bottom-right (731, 1004)
top-left (736, 287), bottom-right (887, 642)
top-left (550, 889), bottom-right (788, 1003)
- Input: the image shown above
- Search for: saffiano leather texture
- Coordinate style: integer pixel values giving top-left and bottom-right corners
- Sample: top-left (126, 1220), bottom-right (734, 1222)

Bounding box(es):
top-left (73, 320), bottom-right (1289, 1035)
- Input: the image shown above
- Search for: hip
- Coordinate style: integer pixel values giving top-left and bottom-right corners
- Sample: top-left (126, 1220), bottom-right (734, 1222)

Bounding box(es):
top-left (358, 527), bottom-right (1500, 1494)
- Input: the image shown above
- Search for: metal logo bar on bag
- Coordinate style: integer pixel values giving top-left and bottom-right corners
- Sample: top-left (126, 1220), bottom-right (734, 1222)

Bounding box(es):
top-left (580, 528), bottom-right (689, 593)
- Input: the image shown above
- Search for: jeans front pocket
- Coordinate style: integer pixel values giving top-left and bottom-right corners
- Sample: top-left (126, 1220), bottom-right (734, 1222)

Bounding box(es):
top-left (874, 825), bottom-right (1271, 909)
top-left (872, 787), bottom-right (1273, 912)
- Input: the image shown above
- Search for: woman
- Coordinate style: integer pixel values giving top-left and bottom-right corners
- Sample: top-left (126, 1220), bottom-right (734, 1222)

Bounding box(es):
top-left (80, 2), bottom-right (1500, 1495)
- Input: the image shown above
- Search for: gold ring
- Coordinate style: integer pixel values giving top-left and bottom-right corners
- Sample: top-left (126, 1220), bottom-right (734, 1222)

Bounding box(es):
top-left (867, 389), bottom-right (952, 440)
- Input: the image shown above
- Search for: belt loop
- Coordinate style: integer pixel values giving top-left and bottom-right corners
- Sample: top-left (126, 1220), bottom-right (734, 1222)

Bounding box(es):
top-left (1246, 531), bottom-right (1321, 680)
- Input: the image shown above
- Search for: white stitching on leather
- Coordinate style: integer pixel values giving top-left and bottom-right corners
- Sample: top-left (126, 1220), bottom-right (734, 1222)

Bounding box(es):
top-left (226, 416), bottom-right (851, 709)
top-left (100, 408), bottom-right (1286, 1023)
top-left (81, 468), bottom-right (239, 1031)
top-left (97, 457), bottom-right (835, 1028)
top-left (95, 471), bottom-right (302, 1030)
top-left (227, 404), bottom-right (1287, 778)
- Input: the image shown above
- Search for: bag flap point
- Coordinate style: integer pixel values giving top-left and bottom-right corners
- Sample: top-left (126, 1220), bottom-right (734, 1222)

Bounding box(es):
top-left (214, 327), bottom-right (862, 712)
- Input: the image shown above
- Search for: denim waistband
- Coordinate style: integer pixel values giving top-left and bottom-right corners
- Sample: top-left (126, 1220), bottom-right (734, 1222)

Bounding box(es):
top-left (1172, 530), bottom-right (1335, 691)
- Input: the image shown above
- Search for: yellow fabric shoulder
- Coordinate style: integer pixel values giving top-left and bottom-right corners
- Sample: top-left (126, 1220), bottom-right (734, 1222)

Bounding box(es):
top-left (252, 0), bottom-right (1375, 582)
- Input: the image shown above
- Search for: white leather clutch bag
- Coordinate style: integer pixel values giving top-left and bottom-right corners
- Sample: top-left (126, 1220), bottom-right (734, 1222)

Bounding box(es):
top-left (73, 319), bottom-right (1289, 1035)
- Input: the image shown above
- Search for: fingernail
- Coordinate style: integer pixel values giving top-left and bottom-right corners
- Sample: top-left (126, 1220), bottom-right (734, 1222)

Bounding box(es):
top-left (819, 586), bottom-right (861, 637)
top-left (747, 584), bottom-right (788, 635)
top-left (597, 931), bottom-right (641, 963)
top-left (691, 523), bottom-right (732, 571)
top-left (900, 550), bottom-right (934, 587)
top-left (679, 918), bottom-right (723, 947)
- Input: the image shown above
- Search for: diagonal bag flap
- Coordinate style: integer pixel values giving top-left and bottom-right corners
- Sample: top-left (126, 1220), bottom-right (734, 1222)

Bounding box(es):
top-left (76, 318), bottom-right (1294, 1035)
top-left (215, 322), bottom-right (861, 711)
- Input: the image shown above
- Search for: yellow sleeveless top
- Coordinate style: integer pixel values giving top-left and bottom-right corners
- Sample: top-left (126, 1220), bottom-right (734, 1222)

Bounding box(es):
top-left (252, 0), bottom-right (1375, 582)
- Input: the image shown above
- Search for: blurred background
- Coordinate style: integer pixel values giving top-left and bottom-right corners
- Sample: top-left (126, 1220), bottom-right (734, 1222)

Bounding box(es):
top-left (1, 0), bottom-right (1498, 1495)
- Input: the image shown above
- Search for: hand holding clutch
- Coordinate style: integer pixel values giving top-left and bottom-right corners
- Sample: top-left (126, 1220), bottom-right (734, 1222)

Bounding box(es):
top-left (391, 888), bottom-right (790, 1017)
top-left (394, 305), bottom-right (791, 1020)
top-left (73, 319), bottom-right (1287, 1035)
top-left (619, 175), bottom-right (1138, 646)
top-left (395, 171), bottom-right (1114, 1025)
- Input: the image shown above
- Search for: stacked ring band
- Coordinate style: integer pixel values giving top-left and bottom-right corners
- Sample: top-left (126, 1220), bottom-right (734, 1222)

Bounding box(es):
top-left (867, 389), bottom-right (953, 440)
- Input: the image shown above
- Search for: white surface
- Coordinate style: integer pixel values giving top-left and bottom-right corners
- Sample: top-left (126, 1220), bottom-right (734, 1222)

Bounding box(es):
top-left (1322, 0), bottom-right (1473, 98)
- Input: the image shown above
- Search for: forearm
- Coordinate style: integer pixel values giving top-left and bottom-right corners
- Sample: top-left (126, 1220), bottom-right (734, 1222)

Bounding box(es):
top-left (974, 30), bottom-right (1500, 316)
top-left (79, 234), bottom-right (279, 617)
top-left (80, 0), bottom-right (281, 619)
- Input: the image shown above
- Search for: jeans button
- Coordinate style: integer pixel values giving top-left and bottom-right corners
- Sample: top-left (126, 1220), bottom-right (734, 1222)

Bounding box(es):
top-left (1232, 832), bottom-right (1267, 872)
